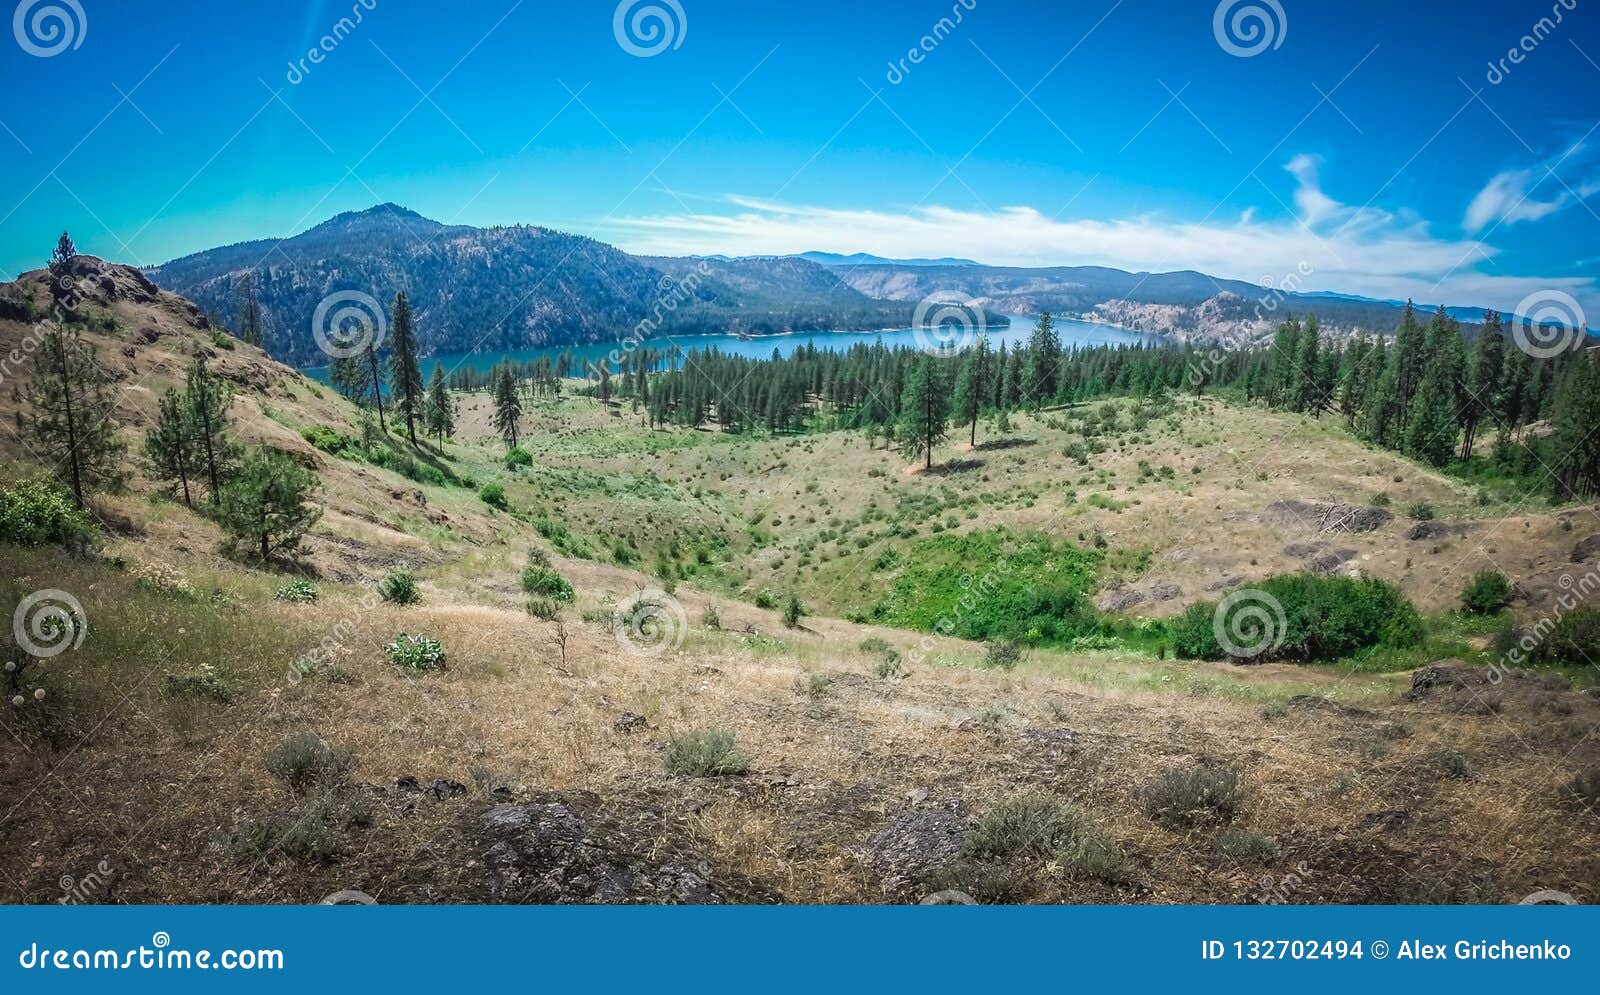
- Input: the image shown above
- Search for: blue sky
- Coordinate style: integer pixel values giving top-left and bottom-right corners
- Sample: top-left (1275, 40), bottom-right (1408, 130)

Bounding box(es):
top-left (1, 0), bottom-right (1597, 315)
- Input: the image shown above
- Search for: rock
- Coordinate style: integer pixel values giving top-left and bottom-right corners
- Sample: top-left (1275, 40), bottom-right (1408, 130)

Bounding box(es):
top-left (614, 712), bottom-right (648, 733)
top-left (1148, 581), bottom-right (1183, 602)
top-left (1572, 534), bottom-right (1600, 563)
top-left (1096, 588), bottom-right (1146, 612)
top-left (1283, 542), bottom-right (1324, 558)
top-left (395, 775), bottom-right (422, 794)
top-left (428, 778), bottom-right (468, 800)
top-left (1405, 521), bottom-right (1476, 541)
top-left (1265, 500), bottom-right (1393, 534)
top-left (864, 806), bottom-right (968, 887)
top-left (1404, 662), bottom-right (1488, 701)
top-left (1309, 549), bottom-right (1356, 575)
top-left (1205, 575), bottom-right (1246, 591)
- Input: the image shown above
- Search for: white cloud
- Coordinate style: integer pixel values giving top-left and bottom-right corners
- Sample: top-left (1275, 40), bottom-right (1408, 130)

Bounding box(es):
top-left (1464, 143), bottom-right (1597, 233)
top-left (601, 162), bottom-right (1596, 315)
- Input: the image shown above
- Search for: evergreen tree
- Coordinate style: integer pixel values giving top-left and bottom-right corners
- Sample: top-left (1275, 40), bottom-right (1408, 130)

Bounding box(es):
top-left (950, 334), bottom-right (989, 447)
top-left (217, 449), bottom-right (322, 561)
top-left (15, 324), bottom-right (126, 507)
top-left (47, 231), bottom-right (81, 315)
top-left (364, 338), bottom-right (388, 434)
top-left (1019, 312), bottom-right (1061, 408)
top-left (425, 362), bottom-right (454, 444)
top-left (236, 272), bottom-right (263, 346)
top-left (897, 355), bottom-right (949, 470)
top-left (1388, 301), bottom-right (1426, 433)
top-left (1401, 309), bottom-right (1466, 467)
top-left (493, 364), bottom-right (523, 449)
top-left (1290, 316), bottom-right (1322, 413)
top-left (388, 291), bottom-right (424, 446)
top-left (1461, 310), bottom-right (1504, 459)
top-left (142, 387), bottom-right (201, 507)
top-left (186, 353), bottom-right (239, 505)
top-left (1550, 354), bottom-right (1600, 499)
top-left (1268, 318), bottom-right (1302, 407)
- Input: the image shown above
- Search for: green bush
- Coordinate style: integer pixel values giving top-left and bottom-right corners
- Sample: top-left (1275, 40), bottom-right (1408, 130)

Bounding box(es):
top-left (1529, 608), bottom-right (1600, 668)
top-left (385, 633), bottom-right (446, 671)
top-left (700, 605), bottom-right (722, 630)
top-left (1215, 829), bottom-right (1279, 862)
top-left (984, 639), bottom-right (1022, 670)
top-left (1407, 502), bottom-right (1436, 521)
top-left (963, 794), bottom-right (1127, 882)
top-left (159, 665), bottom-right (237, 703)
top-left (265, 732), bottom-right (354, 791)
top-left (300, 425), bottom-right (361, 459)
top-left (519, 565), bottom-right (574, 602)
top-left (1141, 765), bottom-right (1242, 829)
top-left (1460, 570), bottom-right (1512, 615)
top-left (753, 590), bottom-right (777, 609)
top-left (1170, 574), bottom-right (1422, 663)
top-left (505, 446), bottom-right (533, 468)
top-left (378, 565), bottom-right (420, 605)
top-left (873, 651), bottom-right (905, 679)
top-left (0, 479), bottom-right (94, 547)
top-left (1435, 748), bottom-right (1473, 779)
top-left (664, 729), bottom-right (748, 776)
top-left (525, 597), bottom-right (561, 620)
top-left (479, 481), bottom-right (509, 510)
top-left (274, 579), bottom-right (319, 603)
top-left (782, 594), bottom-right (804, 628)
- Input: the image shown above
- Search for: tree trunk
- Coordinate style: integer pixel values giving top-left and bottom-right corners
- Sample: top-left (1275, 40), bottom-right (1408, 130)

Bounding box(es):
top-left (368, 348), bottom-right (386, 433)
top-left (56, 334), bottom-right (84, 508)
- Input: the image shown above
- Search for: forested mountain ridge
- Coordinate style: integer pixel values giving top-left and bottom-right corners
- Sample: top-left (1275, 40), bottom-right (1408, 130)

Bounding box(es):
top-left (146, 205), bottom-right (927, 367)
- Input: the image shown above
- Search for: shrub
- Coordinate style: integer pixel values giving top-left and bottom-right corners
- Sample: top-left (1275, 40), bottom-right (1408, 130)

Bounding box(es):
top-left (795, 673), bottom-right (831, 699)
top-left (275, 579), bottom-right (319, 603)
top-left (874, 651), bottom-right (905, 679)
top-left (1434, 748), bottom-right (1473, 779)
top-left (378, 565), bottom-right (420, 604)
top-left (265, 732), bottom-right (354, 791)
top-left (519, 565), bottom-right (574, 602)
top-left (700, 605), bottom-right (722, 630)
top-left (0, 479), bottom-right (95, 548)
top-left (159, 665), bottom-right (236, 703)
top-left (1529, 607), bottom-right (1600, 668)
top-left (1460, 570), bottom-right (1512, 615)
top-left (1369, 491), bottom-right (1391, 507)
top-left (300, 425), bottom-right (361, 459)
top-left (233, 808), bottom-right (339, 864)
top-left (1215, 829), bottom-right (1278, 862)
top-left (525, 597), bottom-right (561, 620)
top-left (1407, 502), bottom-right (1436, 521)
top-left (1170, 574), bottom-right (1422, 663)
top-left (753, 590), bottom-right (777, 610)
top-left (1561, 767), bottom-right (1599, 810)
top-left (859, 637), bottom-right (892, 654)
top-left (1141, 765), bottom-right (1242, 828)
top-left (782, 594), bottom-right (804, 628)
top-left (963, 794), bottom-right (1127, 882)
top-left (504, 446), bottom-right (533, 468)
top-left (984, 639), bottom-right (1022, 671)
top-left (384, 633), bottom-right (446, 671)
top-left (479, 482), bottom-right (509, 510)
top-left (664, 729), bottom-right (749, 776)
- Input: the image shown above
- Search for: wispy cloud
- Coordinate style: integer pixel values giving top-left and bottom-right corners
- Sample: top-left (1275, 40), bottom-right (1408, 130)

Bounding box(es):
top-left (602, 157), bottom-right (1595, 315)
top-left (1464, 143), bottom-right (1598, 233)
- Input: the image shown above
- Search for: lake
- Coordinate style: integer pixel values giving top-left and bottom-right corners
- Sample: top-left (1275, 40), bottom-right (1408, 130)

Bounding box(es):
top-left (303, 314), bottom-right (1159, 381)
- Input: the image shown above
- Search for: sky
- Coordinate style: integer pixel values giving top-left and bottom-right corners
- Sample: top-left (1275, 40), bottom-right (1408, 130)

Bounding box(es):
top-left (1, 0), bottom-right (1597, 318)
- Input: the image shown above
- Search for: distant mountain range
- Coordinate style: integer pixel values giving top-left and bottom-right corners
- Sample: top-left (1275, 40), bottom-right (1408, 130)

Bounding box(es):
top-left (145, 203), bottom-right (1488, 365)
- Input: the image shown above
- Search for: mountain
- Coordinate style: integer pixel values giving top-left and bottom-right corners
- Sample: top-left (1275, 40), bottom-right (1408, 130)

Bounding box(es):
top-left (146, 205), bottom-right (929, 367)
top-left (797, 251), bottom-right (980, 268)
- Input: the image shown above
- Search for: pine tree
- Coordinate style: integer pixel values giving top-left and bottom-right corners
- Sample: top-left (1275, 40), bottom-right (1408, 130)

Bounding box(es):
top-left (1268, 317), bottom-right (1302, 407)
top-left (47, 231), bottom-right (79, 314)
top-left (185, 353), bottom-right (238, 505)
top-left (364, 338), bottom-right (388, 434)
top-left (1019, 312), bottom-right (1061, 408)
top-left (217, 449), bottom-right (322, 561)
top-left (1461, 310), bottom-right (1504, 459)
top-left (388, 291), bottom-right (424, 446)
top-left (1290, 316), bottom-right (1322, 413)
top-left (236, 272), bottom-right (263, 346)
top-left (897, 355), bottom-right (949, 470)
top-left (143, 387), bottom-right (201, 507)
top-left (1389, 301), bottom-right (1426, 433)
top-left (1401, 310), bottom-right (1467, 467)
top-left (493, 364), bottom-right (523, 450)
top-left (425, 362), bottom-right (454, 444)
top-left (1549, 354), bottom-right (1600, 499)
top-left (950, 335), bottom-right (989, 447)
top-left (16, 324), bottom-right (126, 507)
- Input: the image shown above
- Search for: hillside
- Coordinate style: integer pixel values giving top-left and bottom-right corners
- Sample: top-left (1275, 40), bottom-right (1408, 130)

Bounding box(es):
top-left (1, 265), bottom-right (1597, 906)
top-left (146, 206), bottom-right (923, 367)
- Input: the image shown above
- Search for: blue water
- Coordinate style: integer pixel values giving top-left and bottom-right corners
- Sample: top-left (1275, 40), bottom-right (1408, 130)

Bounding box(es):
top-left (303, 315), bottom-right (1158, 380)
